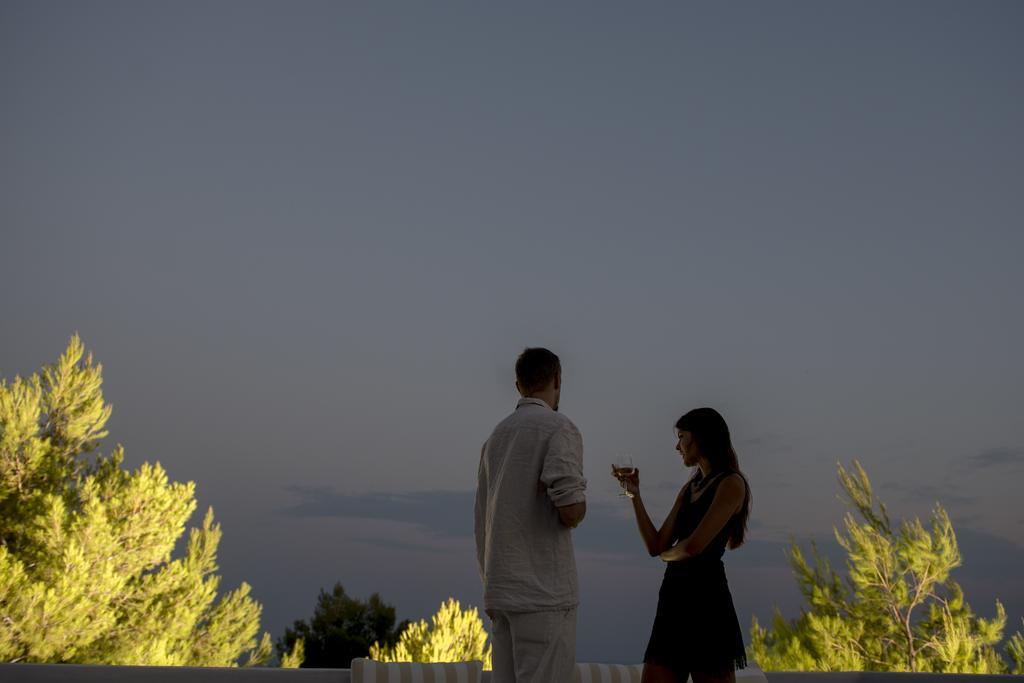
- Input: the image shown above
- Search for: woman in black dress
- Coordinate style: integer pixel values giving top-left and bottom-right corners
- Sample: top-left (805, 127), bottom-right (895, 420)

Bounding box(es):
top-left (613, 407), bottom-right (751, 683)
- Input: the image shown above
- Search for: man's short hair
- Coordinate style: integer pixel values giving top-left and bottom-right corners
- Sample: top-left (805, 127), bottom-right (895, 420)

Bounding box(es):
top-left (515, 347), bottom-right (561, 393)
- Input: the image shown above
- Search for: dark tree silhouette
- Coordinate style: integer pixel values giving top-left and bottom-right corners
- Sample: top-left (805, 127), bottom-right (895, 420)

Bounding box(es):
top-left (277, 583), bottom-right (409, 668)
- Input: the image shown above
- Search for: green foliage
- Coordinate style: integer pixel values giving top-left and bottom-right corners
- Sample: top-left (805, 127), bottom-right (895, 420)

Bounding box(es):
top-left (279, 637), bottom-right (304, 669)
top-left (1007, 620), bottom-right (1024, 675)
top-left (277, 582), bottom-right (408, 668)
top-left (370, 598), bottom-right (492, 670)
top-left (751, 460), bottom-right (1023, 673)
top-left (0, 335), bottom-right (284, 666)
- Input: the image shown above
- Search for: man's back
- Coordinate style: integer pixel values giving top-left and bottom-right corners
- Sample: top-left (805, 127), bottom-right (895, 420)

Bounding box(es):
top-left (474, 397), bottom-right (587, 613)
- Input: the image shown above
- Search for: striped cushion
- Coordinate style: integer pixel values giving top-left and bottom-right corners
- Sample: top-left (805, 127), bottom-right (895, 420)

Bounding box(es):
top-left (575, 663), bottom-right (643, 683)
top-left (350, 658), bottom-right (483, 683)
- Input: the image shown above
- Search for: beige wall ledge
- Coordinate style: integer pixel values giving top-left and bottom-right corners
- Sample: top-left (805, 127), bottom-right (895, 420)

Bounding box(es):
top-left (0, 664), bottom-right (1019, 683)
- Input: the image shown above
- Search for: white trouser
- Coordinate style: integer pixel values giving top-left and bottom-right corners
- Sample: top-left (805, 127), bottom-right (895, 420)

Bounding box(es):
top-left (488, 607), bottom-right (578, 683)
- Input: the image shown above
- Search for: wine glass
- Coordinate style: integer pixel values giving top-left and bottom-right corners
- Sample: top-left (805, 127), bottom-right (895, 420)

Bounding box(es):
top-left (612, 455), bottom-right (636, 498)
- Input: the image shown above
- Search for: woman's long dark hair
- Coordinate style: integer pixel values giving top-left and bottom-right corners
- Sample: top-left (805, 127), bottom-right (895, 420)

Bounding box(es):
top-left (675, 407), bottom-right (751, 549)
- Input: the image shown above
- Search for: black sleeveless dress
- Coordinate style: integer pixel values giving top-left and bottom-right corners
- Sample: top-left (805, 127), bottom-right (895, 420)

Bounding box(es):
top-left (643, 471), bottom-right (748, 676)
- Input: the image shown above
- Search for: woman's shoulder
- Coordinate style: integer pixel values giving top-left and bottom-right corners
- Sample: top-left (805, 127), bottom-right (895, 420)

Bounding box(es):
top-left (712, 473), bottom-right (748, 515)
top-left (696, 471), bottom-right (746, 502)
top-left (718, 472), bottom-right (746, 495)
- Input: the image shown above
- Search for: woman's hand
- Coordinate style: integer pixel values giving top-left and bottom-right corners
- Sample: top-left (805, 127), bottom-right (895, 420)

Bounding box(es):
top-left (611, 465), bottom-right (640, 499)
top-left (659, 543), bottom-right (689, 562)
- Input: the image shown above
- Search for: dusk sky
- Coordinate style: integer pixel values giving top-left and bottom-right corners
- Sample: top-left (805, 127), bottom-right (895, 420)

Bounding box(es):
top-left (2, 1), bottom-right (1023, 665)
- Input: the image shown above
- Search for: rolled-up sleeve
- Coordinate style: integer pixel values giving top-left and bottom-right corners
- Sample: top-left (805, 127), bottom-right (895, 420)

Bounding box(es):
top-left (541, 422), bottom-right (586, 507)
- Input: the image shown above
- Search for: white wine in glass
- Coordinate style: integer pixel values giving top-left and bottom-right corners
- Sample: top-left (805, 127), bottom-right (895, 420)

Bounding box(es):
top-left (612, 456), bottom-right (636, 498)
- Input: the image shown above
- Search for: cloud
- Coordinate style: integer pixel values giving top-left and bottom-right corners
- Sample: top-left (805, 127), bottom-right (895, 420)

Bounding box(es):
top-left (350, 536), bottom-right (457, 554)
top-left (952, 528), bottom-right (1024, 623)
top-left (280, 487), bottom-right (476, 538)
top-left (278, 486), bottom-right (1024, 619)
top-left (736, 433), bottom-right (793, 453)
top-left (279, 486), bottom-right (672, 556)
top-left (967, 447), bottom-right (1024, 469)
top-left (878, 481), bottom-right (977, 507)
top-left (280, 486), bottom-right (703, 558)
top-left (278, 485), bottom-right (837, 567)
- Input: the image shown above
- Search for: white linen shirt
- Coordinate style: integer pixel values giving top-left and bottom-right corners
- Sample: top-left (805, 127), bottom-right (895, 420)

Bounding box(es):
top-left (474, 397), bottom-right (587, 612)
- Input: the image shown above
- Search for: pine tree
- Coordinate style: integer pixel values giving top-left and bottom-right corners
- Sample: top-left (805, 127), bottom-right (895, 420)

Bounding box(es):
top-left (370, 598), bottom-right (492, 670)
top-left (277, 582), bottom-right (407, 668)
top-left (750, 461), bottom-right (1024, 673)
top-left (1007, 621), bottom-right (1024, 675)
top-left (0, 335), bottom-right (299, 666)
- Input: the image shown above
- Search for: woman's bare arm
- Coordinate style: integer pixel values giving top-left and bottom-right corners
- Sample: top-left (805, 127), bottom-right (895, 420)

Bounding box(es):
top-left (660, 473), bottom-right (745, 561)
top-left (618, 468), bottom-right (688, 557)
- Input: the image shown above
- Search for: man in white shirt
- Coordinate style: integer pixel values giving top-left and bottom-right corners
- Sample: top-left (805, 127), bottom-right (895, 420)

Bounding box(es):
top-left (474, 347), bottom-right (587, 683)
